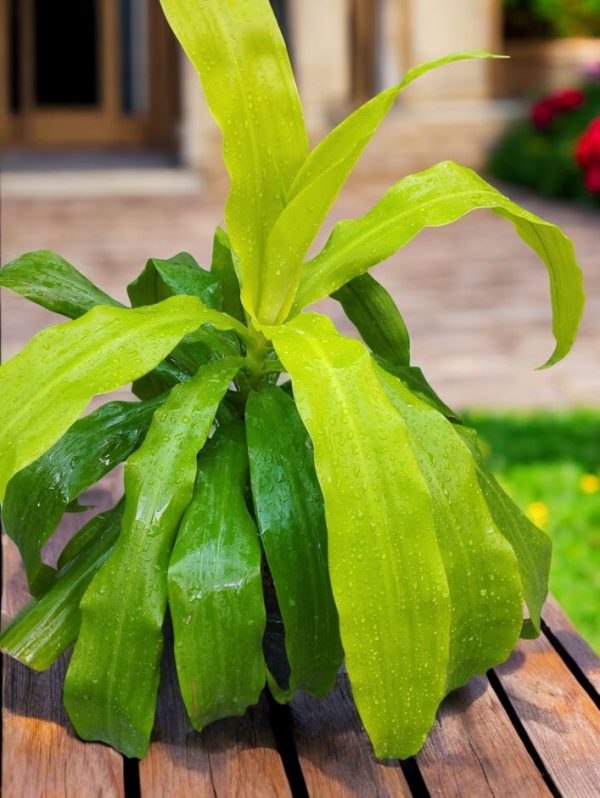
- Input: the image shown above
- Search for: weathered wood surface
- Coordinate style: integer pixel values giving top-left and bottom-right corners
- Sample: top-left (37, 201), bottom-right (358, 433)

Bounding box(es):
top-left (2, 495), bottom-right (599, 797)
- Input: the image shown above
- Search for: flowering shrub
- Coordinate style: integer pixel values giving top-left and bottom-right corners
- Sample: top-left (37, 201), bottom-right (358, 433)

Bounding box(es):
top-left (489, 77), bottom-right (600, 203)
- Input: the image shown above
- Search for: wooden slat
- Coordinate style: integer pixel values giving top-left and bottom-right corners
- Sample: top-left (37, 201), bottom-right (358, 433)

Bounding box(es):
top-left (494, 634), bottom-right (600, 797)
top-left (417, 675), bottom-right (550, 797)
top-left (2, 506), bottom-right (125, 798)
top-left (288, 674), bottom-right (411, 797)
top-left (542, 595), bottom-right (600, 694)
top-left (139, 646), bottom-right (291, 797)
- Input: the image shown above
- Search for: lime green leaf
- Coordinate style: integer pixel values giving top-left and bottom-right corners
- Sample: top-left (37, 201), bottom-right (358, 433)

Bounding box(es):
top-left (160, 0), bottom-right (308, 317)
top-left (0, 296), bottom-right (242, 499)
top-left (210, 227), bottom-right (244, 322)
top-left (257, 53), bottom-right (502, 323)
top-left (269, 313), bottom-right (450, 758)
top-left (377, 368), bottom-right (523, 691)
top-left (2, 395), bottom-right (164, 596)
top-left (127, 252), bottom-right (222, 310)
top-left (333, 273), bottom-right (410, 366)
top-left (288, 52), bottom-right (503, 201)
top-left (294, 161), bottom-right (584, 367)
top-left (0, 250), bottom-right (121, 317)
top-left (246, 384), bottom-right (343, 701)
top-left (456, 426), bottom-right (552, 638)
top-left (168, 423), bottom-right (266, 729)
top-left (0, 503), bottom-right (124, 671)
top-left (64, 358), bottom-right (239, 758)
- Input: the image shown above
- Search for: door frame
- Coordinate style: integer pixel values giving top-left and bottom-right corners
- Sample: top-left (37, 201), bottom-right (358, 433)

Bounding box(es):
top-left (0, 0), bottom-right (179, 149)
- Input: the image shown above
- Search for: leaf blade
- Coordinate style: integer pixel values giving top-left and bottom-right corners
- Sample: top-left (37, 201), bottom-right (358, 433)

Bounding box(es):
top-left (246, 384), bottom-right (343, 700)
top-left (0, 296), bottom-right (242, 499)
top-left (294, 161), bottom-right (584, 367)
top-left (0, 503), bottom-right (124, 671)
top-left (377, 367), bottom-right (523, 691)
top-left (269, 313), bottom-right (450, 758)
top-left (160, 0), bottom-right (308, 317)
top-left (0, 250), bottom-right (122, 318)
top-left (64, 358), bottom-right (239, 758)
top-left (2, 395), bottom-right (164, 595)
top-left (168, 423), bottom-right (266, 729)
top-left (257, 53), bottom-right (502, 323)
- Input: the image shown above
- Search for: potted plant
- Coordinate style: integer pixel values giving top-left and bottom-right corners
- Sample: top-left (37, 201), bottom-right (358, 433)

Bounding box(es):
top-left (0, 0), bottom-right (584, 760)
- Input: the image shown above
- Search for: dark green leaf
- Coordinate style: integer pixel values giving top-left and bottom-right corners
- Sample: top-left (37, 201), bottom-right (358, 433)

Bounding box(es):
top-left (376, 360), bottom-right (462, 423)
top-left (0, 503), bottom-right (124, 671)
top-left (168, 423), bottom-right (266, 729)
top-left (2, 395), bottom-right (164, 596)
top-left (246, 384), bottom-right (342, 700)
top-left (333, 273), bottom-right (410, 366)
top-left (210, 228), bottom-right (244, 322)
top-left (64, 358), bottom-right (240, 758)
top-left (0, 250), bottom-right (122, 318)
top-left (127, 251), bottom-right (222, 310)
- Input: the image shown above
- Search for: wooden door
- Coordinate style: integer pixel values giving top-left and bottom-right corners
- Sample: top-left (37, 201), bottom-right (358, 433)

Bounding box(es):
top-left (0, 0), bottom-right (178, 149)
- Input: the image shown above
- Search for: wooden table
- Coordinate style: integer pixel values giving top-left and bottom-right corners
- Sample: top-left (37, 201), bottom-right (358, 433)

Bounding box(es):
top-left (3, 490), bottom-right (600, 797)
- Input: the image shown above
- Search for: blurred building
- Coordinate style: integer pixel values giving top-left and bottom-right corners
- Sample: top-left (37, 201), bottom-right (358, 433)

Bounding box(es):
top-left (1, 0), bottom-right (599, 186)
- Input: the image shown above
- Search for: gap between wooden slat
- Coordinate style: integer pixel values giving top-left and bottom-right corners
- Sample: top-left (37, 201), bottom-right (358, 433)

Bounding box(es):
top-left (541, 620), bottom-right (600, 711)
top-left (123, 757), bottom-right (141, 798)
top-left (399, 757), bottom-right (432, 797)
top-left (486, 669), bottom-right (561, 798)
top-left (267, 695), bottom-right (310, 798)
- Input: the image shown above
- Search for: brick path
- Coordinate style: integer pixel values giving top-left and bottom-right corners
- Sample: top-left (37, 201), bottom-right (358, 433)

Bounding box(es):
top-left (1, 181), bottom-right (598, 408)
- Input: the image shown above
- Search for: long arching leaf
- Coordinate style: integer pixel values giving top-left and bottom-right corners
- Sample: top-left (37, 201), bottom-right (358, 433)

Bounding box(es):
top-left (168, 423), bottom-right (266, 730)
top-left (160, 0), bottom-right (308, 318)
top-left (3, 396), bottom-right (164, 596)
top-left (257, 53), bottom-right (502, 323)
top-left (377, 367), bottom-right (523, 691)
top-left (0, 296), bottom-right (243, 499)
top-left (293, 161), bottom-right (584, 367)
top-left (456, 426), bottom-right (552, 638)
top-left (269, 313), bottom-right (450, 758)
top-left (0, 503), bottom-right (124, 671)
top-left (246, 384), bottom-right (343, 701)
top-left (64, 358), bottom-right (239, 758)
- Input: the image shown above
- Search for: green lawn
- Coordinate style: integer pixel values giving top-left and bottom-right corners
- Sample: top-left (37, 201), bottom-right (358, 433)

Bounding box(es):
top-left (463, 410), bottom-right (600, 653)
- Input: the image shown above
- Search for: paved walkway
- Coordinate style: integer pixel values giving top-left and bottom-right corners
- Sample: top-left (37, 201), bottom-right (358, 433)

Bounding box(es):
top-left (1, 179), bottom-right (598, 408)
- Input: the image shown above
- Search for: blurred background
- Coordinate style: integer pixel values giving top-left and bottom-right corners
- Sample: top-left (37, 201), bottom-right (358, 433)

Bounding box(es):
top-left (0, 0), bottom-right (598, 649)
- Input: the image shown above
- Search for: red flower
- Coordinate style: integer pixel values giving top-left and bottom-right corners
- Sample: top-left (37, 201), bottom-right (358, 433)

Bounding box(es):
top-left (531, 89), bottom-right (585, 129)
top-left (532, 99), bottom-right (555, 129)
top-left (550, 89), bottom-right (585, 112)
top-left (574, 119), bottom-right (600, 194)
top-left (585, 163), bottom-right (600, 193)
top-left (575, 118), bottom-right (600, 168)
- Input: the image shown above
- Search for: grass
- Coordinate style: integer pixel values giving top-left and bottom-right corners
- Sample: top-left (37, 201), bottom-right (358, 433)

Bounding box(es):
top-left (463, 409), bottom-right (600, 653)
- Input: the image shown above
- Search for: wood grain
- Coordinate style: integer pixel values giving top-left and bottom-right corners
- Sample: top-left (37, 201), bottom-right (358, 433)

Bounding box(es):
top-left (494, 633), bottom-right (600, 797)
top-left (542, 594), bottom-right (600, 694)
top-left (2, 497), bottom-right (125, 798)
top-left (417, 675), bottom-right (550, 797)
top-left (288, 674), bottom-right (411, 797)
top-left (139, 643), bottom-right (291, 797)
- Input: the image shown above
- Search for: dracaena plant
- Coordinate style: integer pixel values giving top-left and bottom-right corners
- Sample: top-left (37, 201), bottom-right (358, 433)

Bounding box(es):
top-left (0, 0), bottom-right (585, 760)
